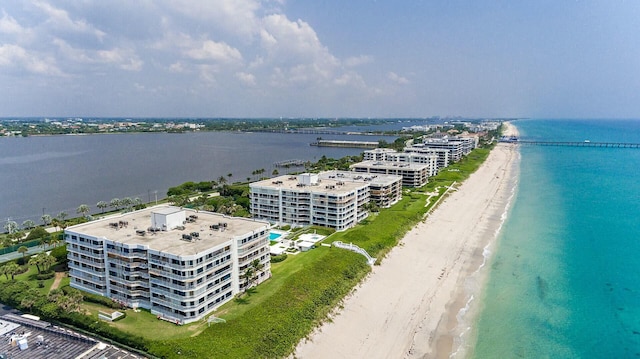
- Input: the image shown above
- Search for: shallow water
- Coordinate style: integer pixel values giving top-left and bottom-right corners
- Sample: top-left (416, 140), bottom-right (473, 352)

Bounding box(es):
top-left (470, 119), bottom-right (640, 358)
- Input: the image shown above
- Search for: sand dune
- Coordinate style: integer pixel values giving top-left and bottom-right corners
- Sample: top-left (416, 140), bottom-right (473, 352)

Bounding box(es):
top-left (294, 123), bottom-right (519, 359)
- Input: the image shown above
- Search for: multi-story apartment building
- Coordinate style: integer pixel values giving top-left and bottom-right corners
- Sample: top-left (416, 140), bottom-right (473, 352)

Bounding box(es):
top-left (250, 173), bottom-right (371, 231)
top-left (65, 206), bottom-right (271, 325)
top-left (420, 135), bottom-right (478, 162)
top-left (318, 170), bottom-right (402, 208)
top-left (363, 148), bottom-right (440, 176)
top-left (403, 146), bottom-right (450, 170)
top-left (362, 148), bottom-right (397, 161)
top-left (350, 161), bottom-right (430, 187)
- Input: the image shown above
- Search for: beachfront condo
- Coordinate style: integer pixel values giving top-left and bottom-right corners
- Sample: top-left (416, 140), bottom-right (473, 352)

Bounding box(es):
top-left (250, 172), bottom-right (401, 230)
top-left (65, 206), bottom-right (271, 325)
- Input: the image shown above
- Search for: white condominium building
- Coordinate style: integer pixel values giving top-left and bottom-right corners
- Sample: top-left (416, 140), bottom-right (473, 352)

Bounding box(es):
top-left (318, 170), bottom-right (403, 208)
top-left (403, 146), bottom-right (450, 170)
top-left (350, 161), bottom-right (430, 187)
top-left (65, 206), bottom-right (271, 325)
top-left (363, 148), bottom-right (439, 176)
top-left (421, 135), bottom-right (478, 162)
top-left (362, 148), bottom-right (397, 161)
top-left (250, 173), bottom-right (370, 231)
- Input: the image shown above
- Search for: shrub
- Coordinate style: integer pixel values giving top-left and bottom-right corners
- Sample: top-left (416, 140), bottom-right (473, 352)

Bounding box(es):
top-left (270, 253), bottom-right (288, 263)
top-left (36, 270), bottom-right (55, 280)
top-left (50, 244), bottom-right (68, 263)
top-left (82, 290), bottom-right (125, 309)
top-left (26, 226), bottom-right (48, 241)
top-left (15, 265), bottom-right (29, 275)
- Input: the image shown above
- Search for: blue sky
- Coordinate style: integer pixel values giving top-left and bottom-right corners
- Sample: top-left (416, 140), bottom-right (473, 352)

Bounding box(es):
top-left (1, 1), bottom-right (639, 118)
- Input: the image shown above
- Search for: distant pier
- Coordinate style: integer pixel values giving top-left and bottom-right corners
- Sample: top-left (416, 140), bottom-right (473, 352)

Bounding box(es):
top-left (519, 141), bottom-right (640, 148)
top-left (500, 137), bottom-right (640, 148)
top-left (310, 140), bottom-right (379, 149)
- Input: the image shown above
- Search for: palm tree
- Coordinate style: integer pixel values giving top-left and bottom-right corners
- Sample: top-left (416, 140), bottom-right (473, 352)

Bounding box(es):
top-left (40, 253), bottom-right (56, 272)
top-left (243, 259), bottom-right (265, 291)
top-left (49, 237), bottom-right (60, 248)
top-left (4, 262), bottom-right (19, 280)
top-left (21, 288), bottom-right (41, 312)
top-left (76, 204), bottom-right (90, 218)
top-left (57, 211), bottom-right (68, 222)
top-left (96, 201), bottom-right (108, 213)
top-left (227, 173), bottom-right (233, 180)
top-left (272, 169), bottom-right (279, 176)
top-left (217, 176), bottom-right (227, 185)
top-left (110, 198), bottom-right (120, 211)
top-left (22, 220), bottom-right (36, 230)
top-left (0, 264), bottom-right (7, 280)
top-left (3, 220), bottom-right (18, 234)
top-left (133, 197), bottom-right (143, 207)
top-left (18, 246), bottom-right (28, 258)
top-left (41, 214), bottom-right (52, 226)
top-left (121, 197), bottom-right (133, 211)
top-left (29, 254), bottom-right (44, 274)
top-left (51, 218), bottom-right (60, 231)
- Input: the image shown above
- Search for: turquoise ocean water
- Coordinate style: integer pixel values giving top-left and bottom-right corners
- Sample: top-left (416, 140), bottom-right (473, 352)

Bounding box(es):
top-left (471, 119), bottom-right (640, 358)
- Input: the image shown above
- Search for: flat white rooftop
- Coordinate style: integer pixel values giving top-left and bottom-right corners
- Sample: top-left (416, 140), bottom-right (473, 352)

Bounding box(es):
top-left (318, 170), bottom-right (401, 187)
top-left (67, 206), bottom-right (269, 256)
top-left (251, 174), bottom-right (368, 194)
top-left (351, 160), bottom-right (430, 171)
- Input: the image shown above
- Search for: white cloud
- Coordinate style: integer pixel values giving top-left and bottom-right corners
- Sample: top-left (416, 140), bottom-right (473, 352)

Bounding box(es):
top-left (53, 38), bottom-right (143, 71)
top-left (0, 43), bottom-right (64, 76)
top-left (97, 48), bottom-right (143, 71)
top-left (388, 71), bottom-right (409, 85)
top-left (0, 11), bottom-right (24, 34)
top-left (162, 0), bottom-right (261, 40)
top-left (344, 55), bottom-right (373, 67)
top-left (32, 1), bottom-right (106, 40)
top-left (186, 40), bottom-right (243, 64)
top-left (169, 62), bottom-right (186, 73)
top-left (334, 72), bottom-right (366, 88)
top-left (236, 71), bottom-right (256, 86)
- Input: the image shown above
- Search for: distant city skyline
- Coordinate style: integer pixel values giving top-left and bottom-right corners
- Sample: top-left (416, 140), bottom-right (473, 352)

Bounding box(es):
top-left (1, 1), bottom-right (640, 119)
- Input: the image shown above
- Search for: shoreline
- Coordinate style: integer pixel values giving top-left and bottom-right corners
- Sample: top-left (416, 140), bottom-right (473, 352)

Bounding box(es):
top-left (427, 122), bottom-right (520, 359)
top-left (294, 123), bottom-right (520, 359)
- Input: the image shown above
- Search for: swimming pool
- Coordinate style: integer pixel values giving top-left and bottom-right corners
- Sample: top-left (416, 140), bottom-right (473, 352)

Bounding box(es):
top-left (269, 232), bottom-right (282, 241)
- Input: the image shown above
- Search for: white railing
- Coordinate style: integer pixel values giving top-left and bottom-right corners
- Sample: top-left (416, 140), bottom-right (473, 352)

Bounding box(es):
top-left (332, 241), bottom-right (376, 266)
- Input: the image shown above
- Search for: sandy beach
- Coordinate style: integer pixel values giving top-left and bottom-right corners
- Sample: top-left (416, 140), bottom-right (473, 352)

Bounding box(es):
top-left (294, 123), bottom-right (520, 359)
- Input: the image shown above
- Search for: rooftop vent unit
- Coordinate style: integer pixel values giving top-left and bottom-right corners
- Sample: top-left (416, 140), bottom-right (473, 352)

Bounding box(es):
top-left (190, 232), bottom-right (200, 238)
top-left (181, 234), bottom-right (192, 241)
top-left (210, 224), bottom-right (220, 230)
top-left (136, 230), bottom-right (146, 236)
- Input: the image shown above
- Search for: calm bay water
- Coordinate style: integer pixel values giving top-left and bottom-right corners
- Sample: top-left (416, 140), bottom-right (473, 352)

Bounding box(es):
top-left (471, 119), bottom-right (640, 358)
top-left (0, 131), bottom-right (394, 224)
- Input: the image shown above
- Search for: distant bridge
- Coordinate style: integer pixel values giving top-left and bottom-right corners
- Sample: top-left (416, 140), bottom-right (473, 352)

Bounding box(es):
top-left (515, 140), bottom-right (640, 148)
